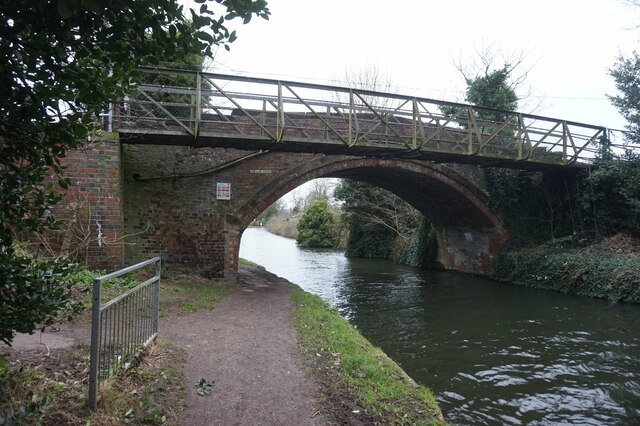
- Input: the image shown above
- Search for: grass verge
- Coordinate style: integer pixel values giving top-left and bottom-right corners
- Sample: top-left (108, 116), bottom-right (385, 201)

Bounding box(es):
top-left (291, 285), bottom-right (444, 425)
top-left (159, 268), bottom-right (232, 316)
top-left (239, 257), bottom-right (264, 269)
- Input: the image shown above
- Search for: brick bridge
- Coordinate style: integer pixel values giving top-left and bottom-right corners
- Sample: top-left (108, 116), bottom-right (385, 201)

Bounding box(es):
top-left (58, 68), bottom-right (619, 279)
top-left (64, 136), bottom-right (504, 279)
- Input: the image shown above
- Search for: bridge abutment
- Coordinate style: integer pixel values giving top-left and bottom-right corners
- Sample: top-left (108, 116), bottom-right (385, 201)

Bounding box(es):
top-left (438, 226), bottom-right (508, 274)
top-left (223, 218), bottom-right (242, 282)
top-left (54, 133), bottom-right (125, 271)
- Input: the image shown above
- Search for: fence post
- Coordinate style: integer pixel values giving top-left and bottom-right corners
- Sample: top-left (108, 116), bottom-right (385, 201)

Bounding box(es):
top-left (88, 277), bottom-right (102, 409)
top-left (153, 258), bottom-right (161, 335)
top-left (88, 256), bottom-right (161, 409)
top-left (195, 72), bottom-right (201, 138)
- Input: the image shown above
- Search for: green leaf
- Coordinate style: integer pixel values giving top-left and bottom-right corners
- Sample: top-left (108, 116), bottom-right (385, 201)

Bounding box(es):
top-left (57, 0), bottom-right (73, 19)
top-left (195, 378), bottom-right (215, 396)
top-left (196, 31), bottom-right (214, 43)
top-left (58, 178), bottom-right (70, 190)
top-left (123, 408), bottom-right (134, 423)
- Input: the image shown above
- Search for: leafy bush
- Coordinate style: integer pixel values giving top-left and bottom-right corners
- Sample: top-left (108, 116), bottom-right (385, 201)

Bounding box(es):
top-left (0, 256), bottom-right (86, 345)
top-left (493, 245), bottom-right (640, 303)
top-left (343, 221), bottom-right (395, 258)
top-left (578, 150), bottom-right (640, 238)
top-left (296, 199), bottom-right (336, 248)
top-left (396, 217), bottom-right (439, 268)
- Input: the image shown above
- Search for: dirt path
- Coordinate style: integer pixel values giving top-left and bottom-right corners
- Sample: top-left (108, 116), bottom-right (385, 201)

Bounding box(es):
top-left (162, 265), bottom-right (331, 426)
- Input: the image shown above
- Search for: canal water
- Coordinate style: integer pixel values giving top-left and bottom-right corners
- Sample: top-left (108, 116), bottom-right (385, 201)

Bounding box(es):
top-left (239, 227), bottom-right (640, 425)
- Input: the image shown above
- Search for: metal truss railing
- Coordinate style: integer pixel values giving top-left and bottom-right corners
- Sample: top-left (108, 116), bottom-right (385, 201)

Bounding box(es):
top-left (110, 67), bottom-right (637, 167)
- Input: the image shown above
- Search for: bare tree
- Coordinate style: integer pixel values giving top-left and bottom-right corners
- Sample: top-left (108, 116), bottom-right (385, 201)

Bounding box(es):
top-left (288, 188), bottom-right (306, 213)
top-left (304, 178), bottom-right (341, 206)
top-left (333, 63), bottom-right (396, 110)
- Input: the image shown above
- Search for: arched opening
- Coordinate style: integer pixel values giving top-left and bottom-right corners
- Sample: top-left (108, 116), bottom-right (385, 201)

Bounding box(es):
top-left (229, 156), bottom-right (505, 279)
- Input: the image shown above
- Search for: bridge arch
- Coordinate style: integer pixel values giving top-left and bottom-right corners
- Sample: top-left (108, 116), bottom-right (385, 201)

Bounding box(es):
top-left (231, 156), bottom-right (506, 277)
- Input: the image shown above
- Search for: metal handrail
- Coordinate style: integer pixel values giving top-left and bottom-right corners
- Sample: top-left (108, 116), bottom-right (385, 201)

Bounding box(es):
top-left (88, 257), bottom-right (161, 409)
top-left (110, 67), bottom-right (639, 167)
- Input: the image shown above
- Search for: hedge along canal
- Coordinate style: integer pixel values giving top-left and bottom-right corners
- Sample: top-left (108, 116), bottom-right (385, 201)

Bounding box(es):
top-left (240, 227), bottom-right (640, 425)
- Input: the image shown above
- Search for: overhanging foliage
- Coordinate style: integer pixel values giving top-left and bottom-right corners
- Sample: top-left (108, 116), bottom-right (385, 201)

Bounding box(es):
top-left (0, 0), bottom-right (269, 344)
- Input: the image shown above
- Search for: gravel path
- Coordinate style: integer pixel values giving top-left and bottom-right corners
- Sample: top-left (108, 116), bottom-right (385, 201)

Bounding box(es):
top-left (162, 265), bottom-right (331, 426)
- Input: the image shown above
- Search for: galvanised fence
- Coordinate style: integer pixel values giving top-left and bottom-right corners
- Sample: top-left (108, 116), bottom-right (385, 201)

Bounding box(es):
top-left (88, 257), bottom-right (161, 409)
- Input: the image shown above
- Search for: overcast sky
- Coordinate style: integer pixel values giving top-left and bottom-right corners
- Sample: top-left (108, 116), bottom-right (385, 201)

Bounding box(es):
top-left (186, 0), bottom-right (639, 131)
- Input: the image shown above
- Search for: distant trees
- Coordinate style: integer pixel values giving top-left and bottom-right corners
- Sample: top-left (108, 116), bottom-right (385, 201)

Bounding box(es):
top-left (296, 199), bottom-right (336, 248)
top-left (580, 51), bottom-right (640, 238)
top-left (257, 199), bottom-right (284, 226)
top-left (609, 52), bottom-right (640, 144)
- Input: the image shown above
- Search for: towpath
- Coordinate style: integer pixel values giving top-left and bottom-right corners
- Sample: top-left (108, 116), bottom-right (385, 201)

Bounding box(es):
top-left (162, 265), bottom-right (331, 426)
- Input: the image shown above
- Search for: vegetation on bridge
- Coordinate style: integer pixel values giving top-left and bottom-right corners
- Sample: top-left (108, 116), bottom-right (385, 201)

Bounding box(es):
top-left (487, 50), bottom-right (640, 301)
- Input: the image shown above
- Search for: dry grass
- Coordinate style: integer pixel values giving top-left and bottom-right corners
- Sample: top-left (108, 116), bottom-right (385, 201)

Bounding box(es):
top-left (0, 339), bottom-right (186, 425)
top-left (264, 214), bottom-right (299, 239)
top-left (1, 266), bottom-right (233, 425)
top-left (599, 233), bottom-right (640, 258)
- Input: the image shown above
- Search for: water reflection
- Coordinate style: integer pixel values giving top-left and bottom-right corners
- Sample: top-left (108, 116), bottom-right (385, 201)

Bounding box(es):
top-left (240, 227), bottom-right (640, 424)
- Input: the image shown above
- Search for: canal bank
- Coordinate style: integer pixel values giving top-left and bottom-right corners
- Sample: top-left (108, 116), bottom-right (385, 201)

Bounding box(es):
top-left (162, 263), bottom-right (444, 425)
top-left (240, 227), bottom-right (640, 425)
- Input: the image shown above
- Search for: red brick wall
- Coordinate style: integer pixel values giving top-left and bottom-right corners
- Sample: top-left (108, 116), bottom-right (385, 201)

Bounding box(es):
top-left (121, 144), bottom-right (506, 278)
top-left (121, 145), bottom-right (319, 278)
top-left (55, 135), bottom-right (507, 279)
top-left (57, 134), bottom-right (124, 271)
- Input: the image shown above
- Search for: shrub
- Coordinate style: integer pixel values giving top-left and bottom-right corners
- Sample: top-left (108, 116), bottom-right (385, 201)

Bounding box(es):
top-left (0, 257), bottom-right (84, 345)
top-left (492, 244), bottom-right (640, 303)
top-left (296, 199), bottom-right (335, 248)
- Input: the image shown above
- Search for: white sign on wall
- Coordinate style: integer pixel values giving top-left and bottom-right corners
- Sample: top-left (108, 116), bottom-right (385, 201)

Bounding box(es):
top-left (216, 182), bottom-right (231, 200)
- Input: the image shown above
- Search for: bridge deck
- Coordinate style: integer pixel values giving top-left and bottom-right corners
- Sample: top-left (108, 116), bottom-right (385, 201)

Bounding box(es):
top-left (110, 67), bottom-right (635, 170)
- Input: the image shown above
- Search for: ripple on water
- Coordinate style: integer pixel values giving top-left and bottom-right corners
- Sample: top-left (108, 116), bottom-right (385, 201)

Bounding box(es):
top-left (239, 228), bottom-right (640, 426)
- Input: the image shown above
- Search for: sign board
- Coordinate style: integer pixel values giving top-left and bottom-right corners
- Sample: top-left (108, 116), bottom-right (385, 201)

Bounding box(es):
top-left (216, 182), bottom-right (231, 200)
